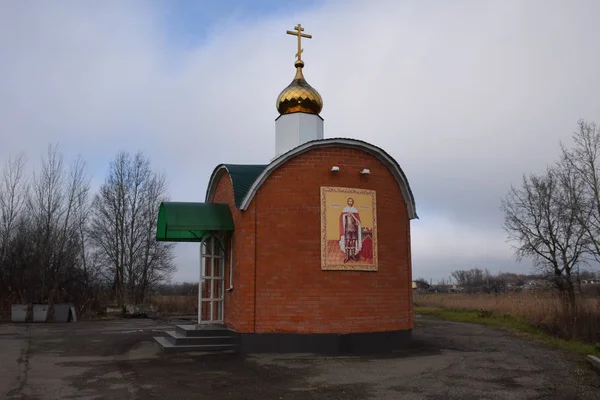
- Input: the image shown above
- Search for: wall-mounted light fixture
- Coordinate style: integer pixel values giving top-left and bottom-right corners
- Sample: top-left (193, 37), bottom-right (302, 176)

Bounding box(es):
top-left (331, 166), bottom-right (340, 172)
top-left (360, 168), bottom-right (371, 175)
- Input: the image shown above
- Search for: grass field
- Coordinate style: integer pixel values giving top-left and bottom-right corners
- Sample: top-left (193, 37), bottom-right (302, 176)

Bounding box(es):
top-left (414, 292), bottom-right (600, 350)
top-left (415, 306), bottom-right (600, 357)
top-left (148, 295), bottom-right (197, 316)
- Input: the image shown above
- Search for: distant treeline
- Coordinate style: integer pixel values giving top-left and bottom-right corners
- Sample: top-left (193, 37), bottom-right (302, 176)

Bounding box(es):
top-left (156, 282), bottom-right (199, 296)
top-left (0, 145), bottom-right (174, 317)
top-left (416, 267), bottom-right (600, 294)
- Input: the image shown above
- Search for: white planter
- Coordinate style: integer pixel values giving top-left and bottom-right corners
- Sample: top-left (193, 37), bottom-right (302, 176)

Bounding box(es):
top-left (11, 304), bottom-right (28, 323)
top-left (106, 306), bottom-right (123, 315)
top-left (146, 311), bottom-right (160, 319)
top-left (54, 303), bottom-right (73, 323)
top-left (32, 304), bottom-right (49, 323)
top-left (125, 304), bottom-right (155, 316)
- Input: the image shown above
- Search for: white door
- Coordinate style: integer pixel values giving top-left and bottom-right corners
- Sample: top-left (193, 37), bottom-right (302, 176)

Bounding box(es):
top-left (198, 235), bottom-right (225, 324)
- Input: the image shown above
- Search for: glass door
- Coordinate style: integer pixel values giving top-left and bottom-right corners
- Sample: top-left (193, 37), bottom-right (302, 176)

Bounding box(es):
top-left (198, 235), bottom-right (224, 324)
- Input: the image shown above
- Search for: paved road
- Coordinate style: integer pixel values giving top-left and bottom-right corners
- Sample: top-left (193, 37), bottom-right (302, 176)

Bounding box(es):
top-left (0, 317), bottom-right (598, 399)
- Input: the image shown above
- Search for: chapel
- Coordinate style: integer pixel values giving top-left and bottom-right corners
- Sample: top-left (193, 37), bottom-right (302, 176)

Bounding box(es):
top-left (155, 24), bottom-right (418, 354)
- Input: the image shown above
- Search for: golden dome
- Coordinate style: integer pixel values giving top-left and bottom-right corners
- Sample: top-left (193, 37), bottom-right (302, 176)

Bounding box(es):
top-left (276, 60), bottom-right (323, 115)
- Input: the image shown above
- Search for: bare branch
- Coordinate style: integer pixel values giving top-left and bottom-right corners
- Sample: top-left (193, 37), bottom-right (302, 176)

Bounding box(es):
top-left (0, 153), bottom-right (28, 264)
top-left (500, 162), bottom-right (588, 305)
top-left (89, 151), bottom-right (174, 305)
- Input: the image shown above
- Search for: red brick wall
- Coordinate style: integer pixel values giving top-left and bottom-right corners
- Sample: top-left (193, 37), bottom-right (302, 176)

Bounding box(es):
top-left (211, 147), bottom-right (413, 334)
top-left (211, 171), bottom-right (256, 332)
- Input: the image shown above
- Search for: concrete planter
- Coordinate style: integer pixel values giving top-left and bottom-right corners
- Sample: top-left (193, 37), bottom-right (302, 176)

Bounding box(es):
top-left (32, 304), bottom-right (49, 323)
top-left (125, 304), bottom-right (155, 317)
top-left (146, 311), bottom-right (161, 319)
top-left (54, 303), bottom-right (73, 323)
top-left (106, 305), bottom-right (123, 315)
top-left (11, 304), bottom-right (28, 322)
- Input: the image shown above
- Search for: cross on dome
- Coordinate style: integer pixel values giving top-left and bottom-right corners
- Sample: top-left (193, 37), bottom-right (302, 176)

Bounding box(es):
top-left (276, 23), bottom-right (323, 115)
top-left (286, 24), bottom-right (312, 65)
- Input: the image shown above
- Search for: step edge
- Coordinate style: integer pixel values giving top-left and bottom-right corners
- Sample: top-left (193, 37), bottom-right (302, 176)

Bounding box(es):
top-left (153, 336), bottom-right (237, 347)
top-left (166, 331), bottom-right (235, 340)
top-left (154, 336), bottom-right (238, 348)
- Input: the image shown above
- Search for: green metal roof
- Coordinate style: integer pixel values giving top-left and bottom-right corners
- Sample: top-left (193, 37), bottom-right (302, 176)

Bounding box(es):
top-left (221, 164), bottom-right (268, 208)
top-left (156, 202), bottom-right (234, 242)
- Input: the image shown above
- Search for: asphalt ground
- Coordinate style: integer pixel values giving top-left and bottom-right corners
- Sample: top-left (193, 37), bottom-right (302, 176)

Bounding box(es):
top-left (1, 316), bottom-right (599, 399)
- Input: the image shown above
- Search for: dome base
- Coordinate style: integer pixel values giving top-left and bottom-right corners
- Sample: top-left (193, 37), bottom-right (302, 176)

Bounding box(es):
top-left (275, 112), bottom-right (324, 159)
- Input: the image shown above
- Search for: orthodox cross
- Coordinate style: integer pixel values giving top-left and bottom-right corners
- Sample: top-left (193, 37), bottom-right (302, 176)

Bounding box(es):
top-left (286, 24), bottom-right (312, 62)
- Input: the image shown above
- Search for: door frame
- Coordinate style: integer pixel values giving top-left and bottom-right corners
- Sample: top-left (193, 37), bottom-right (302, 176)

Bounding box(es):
top-left (198, 233), bottom-right (227, 324)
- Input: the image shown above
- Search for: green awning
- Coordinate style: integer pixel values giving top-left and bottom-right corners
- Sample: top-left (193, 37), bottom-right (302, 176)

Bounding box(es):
top-left (156, 202), bottom-right (234, 242)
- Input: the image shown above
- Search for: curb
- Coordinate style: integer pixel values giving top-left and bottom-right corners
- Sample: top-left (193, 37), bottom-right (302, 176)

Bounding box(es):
top-left (586, 355), bottom-right (600, 371)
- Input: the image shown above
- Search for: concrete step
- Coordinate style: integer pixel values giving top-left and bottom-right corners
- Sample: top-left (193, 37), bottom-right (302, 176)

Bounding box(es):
top-left (175, 324), bottom-right (236, 337)
top-left (164, 331), bottom-right (236, 346)
top-left (154, 336), bottom-right (238, 354)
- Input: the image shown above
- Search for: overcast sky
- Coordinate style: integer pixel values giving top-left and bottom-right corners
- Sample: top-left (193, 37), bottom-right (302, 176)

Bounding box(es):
top-left (2, 0), bottom-right (599, 283)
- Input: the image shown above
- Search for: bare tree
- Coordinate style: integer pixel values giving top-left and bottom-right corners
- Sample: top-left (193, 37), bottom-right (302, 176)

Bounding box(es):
top-left (136, 169), bottom-right (175, 303)
top-left (0, 153), bottom-right (27, 265)
top-left (23, 144), bottom-right (92, 303)
top-left (54, 155), bottom-right (91, 301)
top-left (450, 268), bottom-right (495, 292)
top-left (0, 145), bottom-right (175, 317)
top-left (27, 144), bottom-right (66, 300)
top-left (501, 163), bottom-right (589, 306)
top-left (0, 144), bottom-right (94, 306)
top-left (561, 120), bottom-right (600, 268)
top-left (0, 153), bottom-right (28, 304)
top-left (89, 151), bottom-right (174, 306)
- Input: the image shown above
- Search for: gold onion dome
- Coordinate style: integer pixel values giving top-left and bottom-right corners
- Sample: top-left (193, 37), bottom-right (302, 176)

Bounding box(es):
top-left (276, 59), bottom-right (323, 115)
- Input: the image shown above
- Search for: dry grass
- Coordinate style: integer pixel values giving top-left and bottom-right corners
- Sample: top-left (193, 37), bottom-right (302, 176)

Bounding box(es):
top-left (148, 295), bottom-right (197, 316)
top-left (415, 292), bottom-right (600, 344)
top-left (1, 293), bottom-right (198, 321)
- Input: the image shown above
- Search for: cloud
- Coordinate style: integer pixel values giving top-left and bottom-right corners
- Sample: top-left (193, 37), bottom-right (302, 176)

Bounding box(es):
top-left (2, 0), bottom-right (600, 282)
top-left (411, 212), bottom-right (515, 279)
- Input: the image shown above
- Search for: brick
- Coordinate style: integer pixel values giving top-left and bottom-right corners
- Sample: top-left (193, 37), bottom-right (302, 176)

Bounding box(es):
top-left (211, 147), bottom-right (413, 334)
